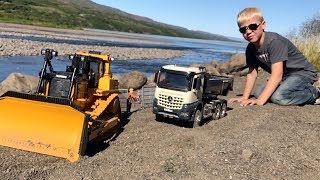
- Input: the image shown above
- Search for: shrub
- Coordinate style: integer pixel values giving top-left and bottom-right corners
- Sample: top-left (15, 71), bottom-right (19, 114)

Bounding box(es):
top-left (287, 13), bottom-right (320, 71)
top-left (291, 36), bottom-right (320, 71)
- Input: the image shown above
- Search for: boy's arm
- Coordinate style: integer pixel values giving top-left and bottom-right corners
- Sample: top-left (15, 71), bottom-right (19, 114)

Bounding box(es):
top-left (243, 67), bottom-right (258, 99)
top-left (256, 61), bottom-right (283, 104)
top-left (228, 67), bottom-right (258, 103)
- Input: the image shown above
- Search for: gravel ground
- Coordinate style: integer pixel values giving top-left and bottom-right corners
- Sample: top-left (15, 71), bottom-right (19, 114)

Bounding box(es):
top-left (0, 72), bottom-right (319, 180)
top-left (0, 23), bottom-right (319, 180)
top-left (0, 23), bottom-right (186, 59)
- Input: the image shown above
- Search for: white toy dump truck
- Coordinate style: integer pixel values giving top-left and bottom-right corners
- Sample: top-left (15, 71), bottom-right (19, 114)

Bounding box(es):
top-left (152, 65), bottom-right (233, 127)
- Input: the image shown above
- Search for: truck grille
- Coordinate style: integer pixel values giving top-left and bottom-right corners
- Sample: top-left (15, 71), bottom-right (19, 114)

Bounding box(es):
top-left (158, 94), bottom-right (183, 109)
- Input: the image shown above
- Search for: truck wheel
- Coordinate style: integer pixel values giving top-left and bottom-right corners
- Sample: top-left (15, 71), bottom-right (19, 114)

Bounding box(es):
top-left (213, 103), bottom-right (221, 120)
top-left (192, 109), bottom-right (202, 128)
top-left (220, 102), bottom-right (227, 118)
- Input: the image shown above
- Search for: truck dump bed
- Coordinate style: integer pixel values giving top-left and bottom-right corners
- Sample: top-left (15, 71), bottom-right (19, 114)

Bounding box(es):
top-left (204, 74), bottom-right (233, 96)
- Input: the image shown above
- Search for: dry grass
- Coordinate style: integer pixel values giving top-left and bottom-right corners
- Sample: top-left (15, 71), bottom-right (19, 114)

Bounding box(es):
top-left (291, 35), bottom-right (320, 71)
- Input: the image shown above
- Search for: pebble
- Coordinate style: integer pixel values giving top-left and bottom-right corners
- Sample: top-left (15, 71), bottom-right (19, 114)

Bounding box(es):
top-left (0, 31), bottom-right (186, 60)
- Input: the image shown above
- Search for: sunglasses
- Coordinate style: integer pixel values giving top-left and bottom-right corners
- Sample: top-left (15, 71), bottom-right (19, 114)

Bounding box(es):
top-left (239, 23), bottom-right (261, 34)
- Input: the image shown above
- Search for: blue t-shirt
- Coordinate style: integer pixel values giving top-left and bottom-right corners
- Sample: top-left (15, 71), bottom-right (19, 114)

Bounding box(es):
top-left (246, 32), bottom-right (318, 81)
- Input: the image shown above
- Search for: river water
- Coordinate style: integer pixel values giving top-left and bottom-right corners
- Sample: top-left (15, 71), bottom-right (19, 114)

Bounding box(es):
top-left (0, 33), bottom-right (247, 81)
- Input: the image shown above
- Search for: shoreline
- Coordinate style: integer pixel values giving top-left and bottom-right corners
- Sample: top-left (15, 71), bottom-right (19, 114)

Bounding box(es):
top-left (0, 23), bottom-right (187, 59)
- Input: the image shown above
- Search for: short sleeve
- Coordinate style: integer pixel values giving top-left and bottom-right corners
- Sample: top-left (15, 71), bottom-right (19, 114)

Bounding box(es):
top-left (268, 39), bottom-right (288, 64)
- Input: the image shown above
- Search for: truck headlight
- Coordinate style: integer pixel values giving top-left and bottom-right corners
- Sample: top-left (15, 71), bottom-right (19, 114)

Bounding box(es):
top-left (153, 98), bottom-right (158, 106)
top-left (153, 99), bottom-right (158, 111)
top-left (182, 104), bottom-right (189, 109)
top-left (69, 55), bottom-right (74, 60)
top-left (180, 112), bottom-right (189, 117)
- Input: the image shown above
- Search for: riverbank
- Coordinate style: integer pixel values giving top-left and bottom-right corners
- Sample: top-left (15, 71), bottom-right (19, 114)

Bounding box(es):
top-left (0, 23), bottom-right (186, 59)
top-left (1, 70), bottom-right (320, 180)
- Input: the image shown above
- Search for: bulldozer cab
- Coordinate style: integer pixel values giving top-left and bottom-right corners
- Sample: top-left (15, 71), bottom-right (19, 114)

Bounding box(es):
top-left (69, 52), bottom-right (101, 88)
top-left (37, 50), bottom-right (103, 99)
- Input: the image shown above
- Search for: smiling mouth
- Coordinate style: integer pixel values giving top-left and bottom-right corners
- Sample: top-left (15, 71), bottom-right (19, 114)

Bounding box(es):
top-left (247, 35), bottom-right (255, 40)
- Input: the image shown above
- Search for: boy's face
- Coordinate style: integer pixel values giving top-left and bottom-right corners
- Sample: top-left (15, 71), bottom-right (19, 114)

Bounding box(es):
top-left (239, 16), bottom-right (265, 44)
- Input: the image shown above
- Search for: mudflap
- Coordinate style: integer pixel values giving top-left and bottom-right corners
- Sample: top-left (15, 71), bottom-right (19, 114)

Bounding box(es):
top-left (0, 91), bottom-right (88, 162)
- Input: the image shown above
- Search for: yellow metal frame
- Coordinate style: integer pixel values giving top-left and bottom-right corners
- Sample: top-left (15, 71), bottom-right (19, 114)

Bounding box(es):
top-left (0, 50), bottom-right (121, 162)
top-left (0, 97), bottom-right (87, 162)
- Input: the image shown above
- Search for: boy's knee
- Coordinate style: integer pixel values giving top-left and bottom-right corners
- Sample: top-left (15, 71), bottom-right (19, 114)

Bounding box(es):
top-left (270, 91), bottom-right (291, 105)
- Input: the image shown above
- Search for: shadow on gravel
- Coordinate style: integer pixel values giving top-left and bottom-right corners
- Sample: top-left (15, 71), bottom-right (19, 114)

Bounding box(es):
top-left (85, 112), bottom-right (131, 157)
top-left (157, 118), bottom-right (192, 128)
top-left (156, 107), bottom-right (234, 128)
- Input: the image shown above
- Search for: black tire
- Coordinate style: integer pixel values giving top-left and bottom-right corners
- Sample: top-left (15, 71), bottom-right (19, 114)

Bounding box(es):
top-left (192, 109), bottom-right (202, 128)
top-left (213, 103), bottom-right (221, 120)
top-left (220, 102), bottom-right (227, 118)
top-left (155, 114), bottom-right (164, 122)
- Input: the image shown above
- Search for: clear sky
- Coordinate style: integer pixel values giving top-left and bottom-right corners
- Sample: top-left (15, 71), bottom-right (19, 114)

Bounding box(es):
top-left (92, 0), bottom-right (320, 38)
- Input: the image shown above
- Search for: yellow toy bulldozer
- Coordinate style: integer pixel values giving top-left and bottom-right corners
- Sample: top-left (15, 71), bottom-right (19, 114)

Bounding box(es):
top-left (0, 49), bottom-right (121, 162)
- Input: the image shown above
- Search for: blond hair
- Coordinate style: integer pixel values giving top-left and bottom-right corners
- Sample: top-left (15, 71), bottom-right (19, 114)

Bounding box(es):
top-left (237, 7), bottom-right (264, 26)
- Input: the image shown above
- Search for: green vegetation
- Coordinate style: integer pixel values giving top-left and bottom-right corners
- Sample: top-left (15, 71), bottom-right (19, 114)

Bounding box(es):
top-left (161, 160), bottom-right (175, 173)
top-left (0, 0), bottom-right (232, 41)
top-left (287, 14), bottom-right (320, 71)
top-left (292, 36), bottom-right (320, 71)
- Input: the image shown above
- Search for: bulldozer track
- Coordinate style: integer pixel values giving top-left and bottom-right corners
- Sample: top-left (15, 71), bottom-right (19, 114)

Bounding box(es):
top-left (85, 93), bottom-right (119, 119)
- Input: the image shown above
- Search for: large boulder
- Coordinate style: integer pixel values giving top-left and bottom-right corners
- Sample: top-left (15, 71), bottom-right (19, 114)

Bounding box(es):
top-left (111, 74), bottom-right (122, 82)
top-left (205, 60), bottom-right (219, 68)
top-left (217, 53), bottom-right (246, 74)
top-left (0, 73), bottom-right (38, 95)
top-left (189, 63), bottom-right (220, 75)
top-left (228, 53), bottom-right (246, 73)
top-left (191, 53), bottom-right (246, 76)
top-left (147, 73), bottom-right (156, 85)
top-left (204, 66), bottom-right (220, 75)
top-left (118, 71), bottom-right (147, 89)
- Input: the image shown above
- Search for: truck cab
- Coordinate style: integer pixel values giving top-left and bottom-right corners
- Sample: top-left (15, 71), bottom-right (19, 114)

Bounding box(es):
top-left (153, 65), bottom-right (233, 127)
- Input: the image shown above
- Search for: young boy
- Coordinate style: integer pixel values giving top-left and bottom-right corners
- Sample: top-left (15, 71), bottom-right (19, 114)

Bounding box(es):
top-left (229, 7), bottom-right (320, 106)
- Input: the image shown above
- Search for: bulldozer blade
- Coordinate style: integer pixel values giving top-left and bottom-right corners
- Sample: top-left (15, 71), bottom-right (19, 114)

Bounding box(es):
top-left (0, 91), bottom-right (88, 162)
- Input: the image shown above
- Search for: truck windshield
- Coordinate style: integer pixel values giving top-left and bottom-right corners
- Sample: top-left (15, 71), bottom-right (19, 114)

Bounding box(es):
top-left (157, 71), bottom-right (190, 91)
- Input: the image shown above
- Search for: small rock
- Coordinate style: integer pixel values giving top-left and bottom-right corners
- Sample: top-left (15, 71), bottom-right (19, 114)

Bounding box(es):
top-left (242, 149), bottom-right (254, 161)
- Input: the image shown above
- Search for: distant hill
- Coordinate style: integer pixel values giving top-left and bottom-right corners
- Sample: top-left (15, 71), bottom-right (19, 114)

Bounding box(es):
top-left (0, 0), bottom-right (235, 42)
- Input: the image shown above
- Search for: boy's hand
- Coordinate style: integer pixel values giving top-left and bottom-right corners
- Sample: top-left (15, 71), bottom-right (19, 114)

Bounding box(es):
top-left (240, 99), bottom-right (265, 106)
top-left (229, 97), bottom-right (265, 106)
top-left (228, 97), bottom-right (248, 103)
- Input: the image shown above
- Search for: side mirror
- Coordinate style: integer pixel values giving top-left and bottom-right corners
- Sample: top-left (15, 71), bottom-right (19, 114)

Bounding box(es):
top-left (186, 72), bottom-right (195, 80)
top-left (196, 79), bottom-right (201, 90)
top-left (154, 72), bottom-right (159, 83)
